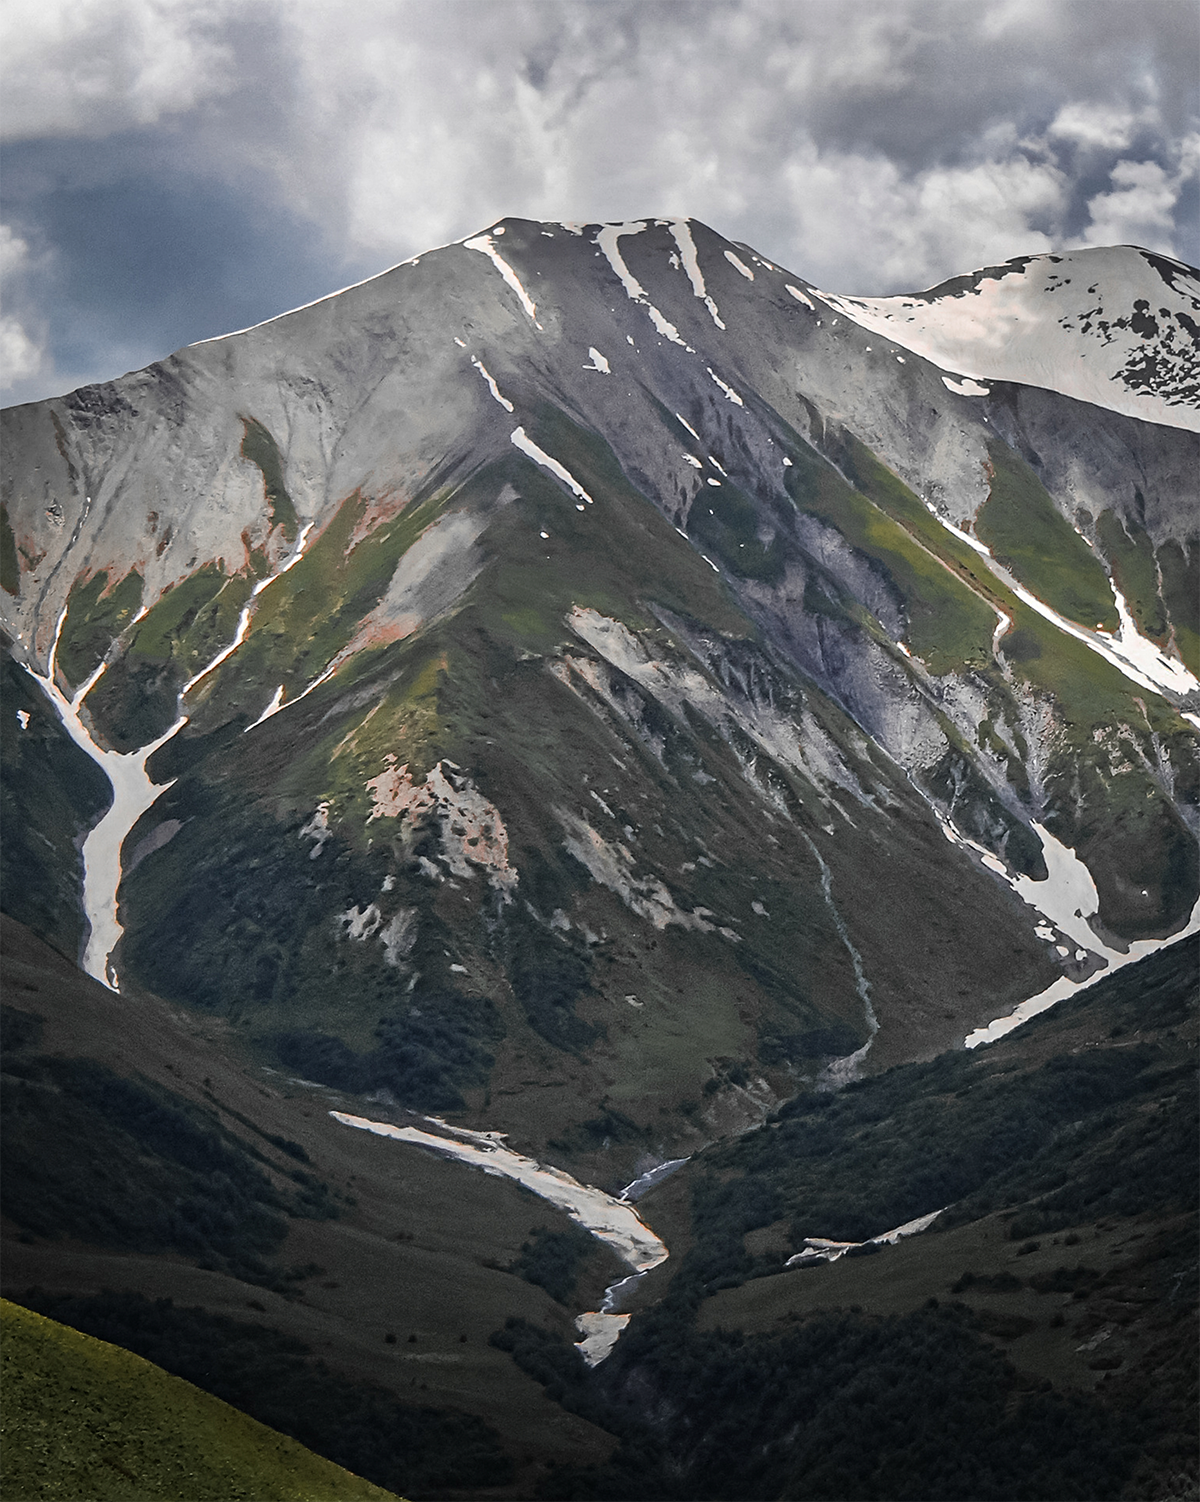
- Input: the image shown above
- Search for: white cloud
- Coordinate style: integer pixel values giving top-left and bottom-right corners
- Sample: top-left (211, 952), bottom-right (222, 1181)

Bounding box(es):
top-left (1079, 137), bottom-right (1199, 252)
top-left (1049, 102), bottom-right (1142, 152)
top-left (0, 0), bottom-right (235, 140)
top-left (0, 226), bottom-right (48, 389)
top-left (224, 0), bottom-right (1191, 297)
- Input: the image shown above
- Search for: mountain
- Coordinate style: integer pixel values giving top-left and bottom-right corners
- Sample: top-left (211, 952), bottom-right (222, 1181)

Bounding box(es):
top-left (3, 219), bottom-right (1197, 1149)
top-left (820, 245), bottom-right (1200, 431)
top-left (1, 216), bottom-right (1197, 1496)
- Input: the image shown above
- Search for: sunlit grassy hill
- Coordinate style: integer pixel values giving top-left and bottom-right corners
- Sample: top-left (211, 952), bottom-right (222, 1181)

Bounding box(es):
top-left (1, 1298), bottom-right (402, 1501)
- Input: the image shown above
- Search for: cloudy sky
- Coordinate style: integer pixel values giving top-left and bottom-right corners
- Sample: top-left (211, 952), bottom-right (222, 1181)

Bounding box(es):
top-left (2, 0), bottom-right (1197, 406)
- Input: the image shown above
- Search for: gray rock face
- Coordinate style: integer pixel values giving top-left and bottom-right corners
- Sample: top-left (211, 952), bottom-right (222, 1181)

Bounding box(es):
top-left (2, 216), bottom-right (1197, 1157)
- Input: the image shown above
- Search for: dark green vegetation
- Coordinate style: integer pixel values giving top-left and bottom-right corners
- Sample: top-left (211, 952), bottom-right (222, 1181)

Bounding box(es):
top-left (495, 1304), bottom-right (1138, 1501)
top-left (241, 416), bottom-right (299, 542)
top-left (56, 568), bottom-right (144, 686)
top-left (509, 1224), bottom-right (599, 1305)
top-left (483, 938), bottom-right (1199, 1499)
top-left (0, 650), bottom-right (111, 956)
top-left (1, 1300), bottom-right (402, 1502)
top-left (684, 939), bottom-right (1198, 1282)
top-left (1, 503), bottom-right (21, 595)
top-left (2, 1007), bottom-right (335, 1285)
top-left (11, 1291), bottom-right (504, 1499)
top-left (273, 983), bottom-right (503, 1114)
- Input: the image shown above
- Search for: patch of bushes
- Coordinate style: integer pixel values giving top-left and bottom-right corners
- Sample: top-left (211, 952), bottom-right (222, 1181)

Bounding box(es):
top-left (492, 1304), bottom-right (1136, 1501)
top-left (508, 1224), bottom-right (597, 1304)
top-left (0, 1036), bottom-right (334, 1282)
top-left (274, 984), bottom-right (502, 1113)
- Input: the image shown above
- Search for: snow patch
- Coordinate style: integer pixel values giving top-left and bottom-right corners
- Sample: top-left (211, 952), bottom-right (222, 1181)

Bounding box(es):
top-left (472, 357), bottom-right (514, 411)
top-left (942, 375), bottom-right (991, 397)
top-left (785, 284), bottom-right (815, 311)
top-left (463, 234), bottom-right (538, 321)
top-left (511, 427), bottom-right (594, 504)
top-left (662, 218), bottom-right (725, 328)
top-left (786, 1208), bottom-right (944, 1267)
top-left (330, 1110), bottom-right (668, 1368)
top-left (960, 822), bottom-right (1200, 1046)
top-left (822, 247), bottom-right (1200, 431)
top-left (706, 367), bottom-right (744, 405)
top-left (583, 346), bottom-right (611, 374)
top-left (724, 250), bottom-right (754, 281)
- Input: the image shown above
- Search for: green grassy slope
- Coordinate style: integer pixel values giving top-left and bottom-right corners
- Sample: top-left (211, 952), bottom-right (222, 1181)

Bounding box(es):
top-left (1, 1299), bottom-right (401, 1502)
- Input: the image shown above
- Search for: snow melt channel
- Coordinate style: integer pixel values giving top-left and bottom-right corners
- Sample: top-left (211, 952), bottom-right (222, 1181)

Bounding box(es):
top-left (330, 1112), bottom-right (668, 1365)
top-left (948, 818), bottom-right (1200, 1047)
top-left (25, 526), bottom-right (317, 987)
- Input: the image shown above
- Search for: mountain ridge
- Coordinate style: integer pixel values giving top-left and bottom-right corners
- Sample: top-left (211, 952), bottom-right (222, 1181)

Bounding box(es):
top-left (2, 215), bottom-right (1197, 1173)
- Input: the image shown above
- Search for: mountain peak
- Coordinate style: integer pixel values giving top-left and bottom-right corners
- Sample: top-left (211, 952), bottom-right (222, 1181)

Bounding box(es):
top-left (821, 243), bottom-right (1200, 430)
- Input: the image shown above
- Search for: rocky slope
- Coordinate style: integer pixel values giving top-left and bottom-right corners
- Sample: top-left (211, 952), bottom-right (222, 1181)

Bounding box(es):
top-left (2, 217), bottom-right (1198, 1180)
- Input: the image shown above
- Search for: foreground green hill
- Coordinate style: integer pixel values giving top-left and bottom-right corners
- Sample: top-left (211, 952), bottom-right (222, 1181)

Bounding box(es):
top-left (1, 1299), bottom-right (402, 1501)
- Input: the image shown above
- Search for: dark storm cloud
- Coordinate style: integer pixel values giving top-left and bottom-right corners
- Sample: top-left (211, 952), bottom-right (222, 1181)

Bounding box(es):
top-left (2, 0), bottom-right (1196, 405)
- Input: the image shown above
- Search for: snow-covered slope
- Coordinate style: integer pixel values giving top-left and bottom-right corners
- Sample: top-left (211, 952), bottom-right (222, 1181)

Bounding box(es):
top-left (821, 246), bottom-right (1200, 431)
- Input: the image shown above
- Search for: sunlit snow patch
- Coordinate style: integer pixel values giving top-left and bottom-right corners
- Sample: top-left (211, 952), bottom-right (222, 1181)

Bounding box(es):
top-left (942, 375), bottom-right (991, 397)
top-left (583, 346), bottom-right (611, 373)
top-left (724, 250), bottom-right (754, 281)
top-left (511, 427), bottom-right (594, 504)
top-left (463, 233), bottom-right (538, 322)
top-left (785, 284), bottom-right (815, 311)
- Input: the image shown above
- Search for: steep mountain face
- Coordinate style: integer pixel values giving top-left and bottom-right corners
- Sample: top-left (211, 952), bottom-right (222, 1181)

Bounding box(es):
top-left (2, 217), bottom-right (1198, 1181)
